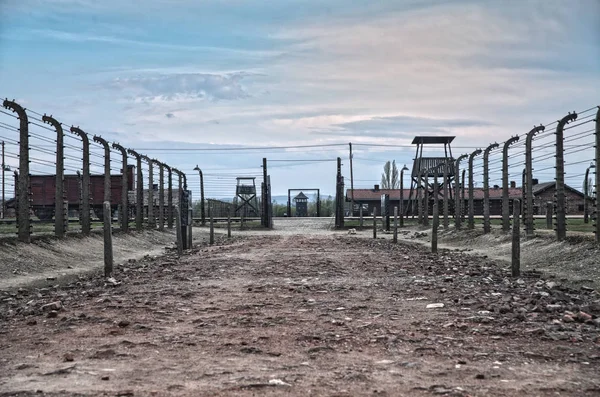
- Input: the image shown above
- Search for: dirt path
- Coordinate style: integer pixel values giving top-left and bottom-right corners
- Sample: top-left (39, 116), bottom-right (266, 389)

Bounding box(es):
top-left (1, 232), bottom-right (599, 396)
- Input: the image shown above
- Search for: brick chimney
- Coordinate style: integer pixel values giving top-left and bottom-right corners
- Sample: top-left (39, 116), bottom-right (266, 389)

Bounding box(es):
top-left (374, 184), bottom-right (380, 191)
top-left (510, 181), bottom-right (516, 188)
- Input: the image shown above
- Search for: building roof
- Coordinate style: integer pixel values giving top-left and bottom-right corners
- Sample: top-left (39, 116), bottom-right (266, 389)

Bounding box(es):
top-left (411, 136), bottom-right (455, 145)
top-left (346, 182), bottom-right (583, 202)
top-left (531, 182), bottom-right (555, 195)
top-left (531, 181), bottom-right (585, 198)
top-left (294, 192), bottom-right (309, 200)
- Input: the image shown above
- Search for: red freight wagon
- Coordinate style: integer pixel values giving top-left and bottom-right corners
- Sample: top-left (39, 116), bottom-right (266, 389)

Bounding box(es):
top-left (15, 166), bottom-right (135, 220)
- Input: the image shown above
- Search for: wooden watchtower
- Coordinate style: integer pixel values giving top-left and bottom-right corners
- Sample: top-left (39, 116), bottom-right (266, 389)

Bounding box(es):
top-left (235, 177), bottom-right (259, 217)
top-left (406, 136), bottom-right (455, 216)
top-left (293, 192), bottom-right (308, 217)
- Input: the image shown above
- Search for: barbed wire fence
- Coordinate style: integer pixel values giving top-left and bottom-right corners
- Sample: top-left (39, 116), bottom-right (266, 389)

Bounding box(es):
top-left (0, 98), bottom-right (193, 242)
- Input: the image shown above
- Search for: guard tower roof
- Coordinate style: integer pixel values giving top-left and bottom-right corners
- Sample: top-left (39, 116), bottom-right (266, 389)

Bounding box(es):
top-left (294, 192), bottom-right (309, 200)
top-left (411, 136), bottom-right (455, 145)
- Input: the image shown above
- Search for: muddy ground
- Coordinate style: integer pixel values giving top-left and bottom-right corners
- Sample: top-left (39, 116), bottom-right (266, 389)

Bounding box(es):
top-left (1, 220), bottom-right (600, 396)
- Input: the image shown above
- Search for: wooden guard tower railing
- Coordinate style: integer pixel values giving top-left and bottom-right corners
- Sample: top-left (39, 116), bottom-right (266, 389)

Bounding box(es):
top-left (406, 136), bottom-right (456, 217)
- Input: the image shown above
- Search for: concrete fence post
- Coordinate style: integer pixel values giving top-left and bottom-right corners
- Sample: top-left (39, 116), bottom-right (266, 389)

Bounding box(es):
top-left (461, 169), bottom-right (466, 222)
top-left (127, 149), bottom-right (144, 230)
top-left (42, 115), bottom-right (66, 238)
top-left (525, 125), bottom-right (545, 238)
top-left (359, 205), bottom-right (363, 229)
top-left (400, 165), bottom-right (408, 226)
top-left (443, 160), bottom-right (449, 229)
top-left (595, 107), bottom-right (600, 243)
top-left (227, 215), bottom-right (231, 238)
top-left (4, 100), bottom-right (31, 242)
top-left (103, 201), bottom-right (113, 278)
top-left (433, 165), bottom-right (439, 222)
top-left (483, 142), bottom-right (499, 234)
top-left (432, 162), bottom-right (440, 253)
top-left (187, 208), bottom-right (192, 249)
top-left (555, 112), bottom-right (578, 241)
top-left (432, 201), bottom-right (439, 254)
top-left (423, 171), bottom-right (429, 226)
top-left (468, 149), bottom-right (482, 229)
top-left (210, 209), bottom-right (215, 245)
top-left (512, 199), bottom-right (520, 277)
top-left (70, 127), bottom-right (91, 236)
top-left (372, 209), bottom-right (377, 239)
top-left (417, 169), bottom-right (423, 225)
top-left (546, 202), bottom-right (553, 229)
top-left (112, 143), bottom-right (129, 233)
top-left (454, 154), bottom-right (468, 229)
top-left (164, 164), bottom-right (173, 229)
top-left (502, 136), bottom-right (520, 232)
top-left (175, 205), bottom-right (183, 256)
top-left (521, 168), bottom-right (526, 224)
top-left (141, 155), bottom-right (155, 228)
top-left (393, 206), bottom-right (398, 243)
top-left (153, 160), bottom-right (165, 231)
top-left (92, 136), bottom-right (111, 204)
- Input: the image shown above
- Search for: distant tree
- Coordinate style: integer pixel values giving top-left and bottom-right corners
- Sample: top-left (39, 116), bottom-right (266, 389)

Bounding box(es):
top-left (319, 195), bottom-right (335, 217)
top-left (381, 160), bottom-right (399, 189)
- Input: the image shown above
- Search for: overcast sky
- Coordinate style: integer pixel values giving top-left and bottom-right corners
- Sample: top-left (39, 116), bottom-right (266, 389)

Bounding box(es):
top-left (0, 0), bottom-right (598, 198)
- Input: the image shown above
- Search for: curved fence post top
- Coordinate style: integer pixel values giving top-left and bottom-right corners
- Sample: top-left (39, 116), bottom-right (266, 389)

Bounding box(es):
top-left (127, 148), bottom-right (141, 158)
top-left (503, 135), bottom-right (520, 150)
top-left (526, 125), bottom-right (545, 144)
top-left (70, 126), bottom-right (90, 144)
top-left (484, 142), bottom-right (500, 155)
top-left (93, 135), bottom-right (109, 146)
top-left (41, 114), bottom-right (63, 132)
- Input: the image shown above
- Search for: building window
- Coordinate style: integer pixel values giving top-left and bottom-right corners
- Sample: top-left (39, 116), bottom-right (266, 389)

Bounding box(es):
top-left (578, 204), bottom-right (584, 212)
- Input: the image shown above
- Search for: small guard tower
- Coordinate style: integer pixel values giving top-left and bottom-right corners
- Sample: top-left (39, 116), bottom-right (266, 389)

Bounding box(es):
top-left (406, 136), bottom-right (455, 216)
top-left (235, 177), bottom-right (259, 217)
top-left (293, 192), bottom-right (309, 217)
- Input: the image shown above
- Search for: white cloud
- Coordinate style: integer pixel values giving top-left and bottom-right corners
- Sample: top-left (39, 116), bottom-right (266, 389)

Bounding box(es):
top-left (108, 72), bottom-right (253, 102)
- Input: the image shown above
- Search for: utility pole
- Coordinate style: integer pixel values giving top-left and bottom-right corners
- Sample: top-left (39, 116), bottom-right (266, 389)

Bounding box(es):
top-left (349, 143), bottom-right (354, 218)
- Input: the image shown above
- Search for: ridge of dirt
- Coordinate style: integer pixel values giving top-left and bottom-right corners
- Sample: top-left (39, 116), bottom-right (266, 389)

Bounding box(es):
top-left (0, 229), bottom-right (201, 291)
top-left (385, 226), bottom-right (600, 291)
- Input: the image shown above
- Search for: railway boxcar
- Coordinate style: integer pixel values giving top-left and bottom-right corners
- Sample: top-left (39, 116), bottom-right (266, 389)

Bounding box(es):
top-left (12, 166), bottom-right (135, 220)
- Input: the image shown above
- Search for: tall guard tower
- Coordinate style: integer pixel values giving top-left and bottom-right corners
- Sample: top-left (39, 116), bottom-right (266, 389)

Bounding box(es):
top-left (406, 136), bottom-right (455, 216)
top-left (235, 177), bottom-right (260, 217)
